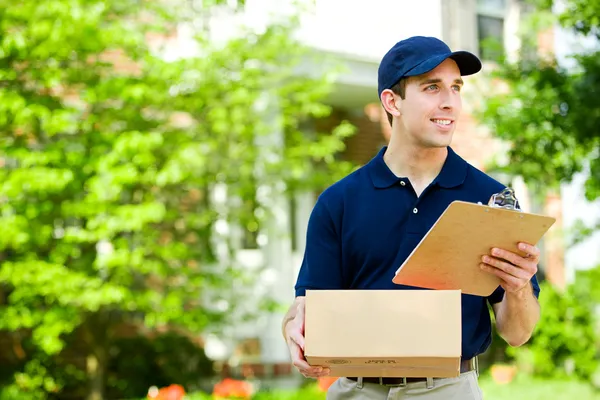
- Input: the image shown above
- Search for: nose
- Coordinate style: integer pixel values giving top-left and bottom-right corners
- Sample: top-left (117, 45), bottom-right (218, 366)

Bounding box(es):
top-left (439, 88), bottom-right (459, 110)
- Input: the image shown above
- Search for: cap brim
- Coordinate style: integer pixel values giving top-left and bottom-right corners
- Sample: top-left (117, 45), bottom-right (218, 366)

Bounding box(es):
top-left (405, 51), bottom-right (482, 78)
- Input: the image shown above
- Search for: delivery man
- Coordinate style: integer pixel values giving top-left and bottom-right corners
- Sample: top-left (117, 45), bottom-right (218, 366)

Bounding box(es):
top-left (281, 36), bottom-right (541, 399)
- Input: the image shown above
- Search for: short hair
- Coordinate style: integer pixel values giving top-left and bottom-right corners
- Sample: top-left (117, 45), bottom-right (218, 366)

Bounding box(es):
top-left (385, 79), bottom-right (407, 127)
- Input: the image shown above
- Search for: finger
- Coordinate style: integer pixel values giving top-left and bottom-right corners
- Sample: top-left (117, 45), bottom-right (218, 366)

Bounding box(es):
top-left (489, 251), bottom-right (537, 276)
top-left (293, 358), bottom-right (318, 373)
top-left (301, 369), bottom-right (331, 378)
top-left (518, 242), bottom-right (540, 260)
top-left (481, 256), bottom-right (532, 280)
top-left (480, 263), bottom-right (525, 289)
top-left (289, 342), bottom-right (317, 372)
top-left (300, 367), bottom-right (331, 378)
top-left (288, 339), bottom-right (307, 365)
top-left (488, 248), bottom-right (534, 271)
top-left (289, 344), bottom-right (331, 377)
top-left (294, 361), bottom-right (328, 377)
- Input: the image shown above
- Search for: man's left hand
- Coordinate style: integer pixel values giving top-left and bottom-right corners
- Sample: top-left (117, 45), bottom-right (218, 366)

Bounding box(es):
top-left (480, 242), bottom-right (540, 293)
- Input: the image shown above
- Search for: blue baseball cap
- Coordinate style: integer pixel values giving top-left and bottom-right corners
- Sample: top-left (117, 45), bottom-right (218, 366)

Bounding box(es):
top-left (377, 36), bottom-right (482, 99)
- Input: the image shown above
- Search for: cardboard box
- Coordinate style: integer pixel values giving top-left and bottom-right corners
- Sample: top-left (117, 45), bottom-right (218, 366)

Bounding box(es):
top-left (304, 289), bottom-right (461, 378)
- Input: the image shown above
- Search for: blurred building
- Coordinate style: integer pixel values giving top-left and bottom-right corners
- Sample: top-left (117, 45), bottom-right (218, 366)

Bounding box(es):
top-left (165, 0), bottom-right (594, 386)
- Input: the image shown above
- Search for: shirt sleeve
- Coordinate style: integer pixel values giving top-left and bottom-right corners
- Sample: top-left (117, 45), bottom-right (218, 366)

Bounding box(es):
top-left (294, 196), bottom-right (344, 297)
top-left (487, 273), bottom-right (541, 304)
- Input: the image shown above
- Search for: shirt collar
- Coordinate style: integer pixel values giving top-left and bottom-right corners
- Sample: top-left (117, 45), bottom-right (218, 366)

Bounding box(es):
top-left (367, 146), bottom-right (468, 189)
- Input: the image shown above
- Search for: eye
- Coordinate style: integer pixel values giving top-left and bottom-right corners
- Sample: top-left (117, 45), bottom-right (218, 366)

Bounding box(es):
top-left (425, 84), bottom-right (438, 91)
top-left (452, 85), bottom-right (462, 92)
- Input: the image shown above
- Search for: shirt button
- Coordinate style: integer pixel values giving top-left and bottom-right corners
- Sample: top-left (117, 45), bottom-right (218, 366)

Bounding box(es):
top-left (413, 208), bottom-right (418, 214)
top-left (400, 181), bottom-right (406, 186)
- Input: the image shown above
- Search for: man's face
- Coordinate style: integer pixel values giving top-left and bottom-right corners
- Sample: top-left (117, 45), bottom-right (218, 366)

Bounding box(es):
top-left (395, 58), bottom-right (463, 148)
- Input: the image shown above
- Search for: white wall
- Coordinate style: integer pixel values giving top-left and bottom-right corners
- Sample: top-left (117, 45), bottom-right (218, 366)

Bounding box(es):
top-left (560, 175), bottom-right (600, 281)
top-left (296, 0), bottom-right (444, 61)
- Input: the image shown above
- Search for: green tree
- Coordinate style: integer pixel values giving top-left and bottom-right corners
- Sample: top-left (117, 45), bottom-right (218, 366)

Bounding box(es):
top-left (0, 1), bottom-right (355, 399)
top-left (478, 0), bottom-right (600, 233)
top-left (506, 269), bottom-right (600, 381)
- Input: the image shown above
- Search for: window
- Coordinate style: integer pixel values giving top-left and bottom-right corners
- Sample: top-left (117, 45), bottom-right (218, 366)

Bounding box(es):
top-left (478, 0), bottom-right (506, 10)
top-left (477, 0), bottom-right (507, 61)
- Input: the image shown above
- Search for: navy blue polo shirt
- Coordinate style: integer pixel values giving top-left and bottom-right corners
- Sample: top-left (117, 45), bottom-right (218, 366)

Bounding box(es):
top-left (295, 146), bottom-right (540, 359)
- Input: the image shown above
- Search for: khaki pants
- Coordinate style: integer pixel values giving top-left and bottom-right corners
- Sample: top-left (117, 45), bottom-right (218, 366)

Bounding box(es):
top-left (327, 371), bottom-right (483, 400)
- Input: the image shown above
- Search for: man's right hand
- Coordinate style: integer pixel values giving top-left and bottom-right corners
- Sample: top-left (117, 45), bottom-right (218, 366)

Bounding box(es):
top-left (284, 299), bottom-right (331, 379)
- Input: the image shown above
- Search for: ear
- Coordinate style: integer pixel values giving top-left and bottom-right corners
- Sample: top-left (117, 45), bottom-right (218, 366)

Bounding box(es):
top-left (380, 89), bottom-right (401, 118)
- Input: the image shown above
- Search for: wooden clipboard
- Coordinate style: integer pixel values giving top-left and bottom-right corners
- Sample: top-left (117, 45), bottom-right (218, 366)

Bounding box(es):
top-left (392, 201), bottom-right (556, 296)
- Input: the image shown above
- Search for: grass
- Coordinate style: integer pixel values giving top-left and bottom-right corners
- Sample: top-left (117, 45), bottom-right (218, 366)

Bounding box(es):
top-left (183, 376), bottom-right (600, 399)
top-left (479, 375), bottom-right (600, 400)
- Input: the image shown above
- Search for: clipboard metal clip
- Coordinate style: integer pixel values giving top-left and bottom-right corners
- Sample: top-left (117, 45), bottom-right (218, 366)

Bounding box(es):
top-left (488, 187), bottom-right (520, 211)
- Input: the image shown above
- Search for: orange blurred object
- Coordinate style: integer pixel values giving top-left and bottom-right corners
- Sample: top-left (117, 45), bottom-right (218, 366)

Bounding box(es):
top-left (147, 384), bottom-right (186, 400)
top-left (490, 364), bottom-right (518, 385)
top-left (212, 378), bottom-right (253, 399)
top-left (318, 376), bottom-right (338, 392)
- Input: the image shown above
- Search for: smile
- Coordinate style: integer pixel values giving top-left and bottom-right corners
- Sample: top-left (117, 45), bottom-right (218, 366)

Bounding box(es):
top-left (431, 119), bottom-right (453, 126)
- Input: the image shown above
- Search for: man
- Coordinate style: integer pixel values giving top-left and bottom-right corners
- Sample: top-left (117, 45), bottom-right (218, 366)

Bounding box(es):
top-left (281, 36), bottom-right (541, 399)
